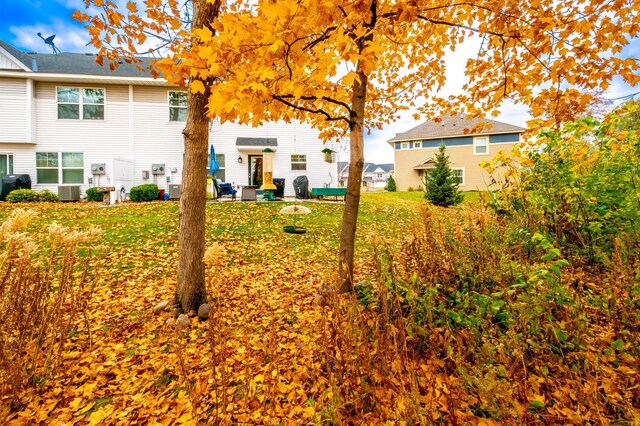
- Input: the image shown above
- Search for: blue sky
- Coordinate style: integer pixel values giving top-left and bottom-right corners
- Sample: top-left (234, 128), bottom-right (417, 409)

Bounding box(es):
top-left (1, 2), bottom-right (638, 163)
top-left (0, 0), bottom-right (93, 54)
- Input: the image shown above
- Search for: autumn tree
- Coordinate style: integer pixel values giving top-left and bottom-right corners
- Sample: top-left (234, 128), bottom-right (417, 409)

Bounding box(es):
top-left (193, 0), bottom-right (639, 291)
top-left (76, 0), bottom-right (221, 313)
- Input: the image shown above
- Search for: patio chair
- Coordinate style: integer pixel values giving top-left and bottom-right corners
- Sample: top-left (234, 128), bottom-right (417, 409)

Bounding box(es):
top-left (216, 179), bottom-right (237, 200)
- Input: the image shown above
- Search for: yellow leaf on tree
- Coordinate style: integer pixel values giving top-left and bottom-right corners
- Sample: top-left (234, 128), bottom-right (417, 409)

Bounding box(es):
top-left (190, 80), bottom-right (205, 95)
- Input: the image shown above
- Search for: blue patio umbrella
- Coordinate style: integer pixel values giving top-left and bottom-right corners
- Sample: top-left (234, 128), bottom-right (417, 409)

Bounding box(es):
top-left (209, 144), bottom-right (220, 175)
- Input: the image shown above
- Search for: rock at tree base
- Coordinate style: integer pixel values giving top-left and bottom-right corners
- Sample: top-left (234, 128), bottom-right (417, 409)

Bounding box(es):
top-left (198, 304), bottom-right (210, 320)
top-left (176, 314), bottom-right (190, 329)
top-left (153, 300), bottom-right (170, 314)
top-left (165, 318), bottom-right (175, 326)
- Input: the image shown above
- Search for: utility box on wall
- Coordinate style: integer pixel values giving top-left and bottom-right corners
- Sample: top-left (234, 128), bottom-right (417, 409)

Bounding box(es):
top-left (91, 163), bottom-right (106, 175)
top-left (169, 184), bottom-right (181, 200)
top-left (151, 164), bottom-right (165, 175)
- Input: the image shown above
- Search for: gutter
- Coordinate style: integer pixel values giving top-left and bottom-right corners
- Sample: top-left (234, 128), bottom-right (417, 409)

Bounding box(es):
top-left (0, 70), bottom-right (173, 86)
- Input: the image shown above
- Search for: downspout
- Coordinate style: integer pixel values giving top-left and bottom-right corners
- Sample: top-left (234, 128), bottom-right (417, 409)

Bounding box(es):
top-left (26, 78), bottom-right (34, 143)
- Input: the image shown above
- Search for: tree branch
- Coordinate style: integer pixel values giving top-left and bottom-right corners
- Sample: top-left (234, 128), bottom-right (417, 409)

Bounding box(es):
top-left (272, 95), bottom-right (351, 125)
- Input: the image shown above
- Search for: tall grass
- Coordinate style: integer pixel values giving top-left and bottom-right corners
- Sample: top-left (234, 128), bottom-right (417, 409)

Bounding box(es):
top-left (354, 204), bottom-right (640, 422)
top-left (0, 209), bottom-right (103, 406)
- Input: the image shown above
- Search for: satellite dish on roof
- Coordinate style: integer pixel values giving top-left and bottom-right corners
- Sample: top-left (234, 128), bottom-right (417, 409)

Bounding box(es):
top-left (37, 32), bottom-right (61, 54)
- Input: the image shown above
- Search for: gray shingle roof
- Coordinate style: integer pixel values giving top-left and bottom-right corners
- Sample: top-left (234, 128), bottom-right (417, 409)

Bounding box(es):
top-left (236, 137), bottom-right (278, 147)
top-left (341, 162), bottom-right (394, 174)
top-left (0, 40), bottom-right (155, 77)
top-left (388, 115), bottom-right (525, 143)
top-left (376, 163), bottom-right (394, 173)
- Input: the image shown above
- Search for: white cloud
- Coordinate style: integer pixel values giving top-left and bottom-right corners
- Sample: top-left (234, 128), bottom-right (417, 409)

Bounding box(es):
top-left (9, 18), bottom-right (92, 53)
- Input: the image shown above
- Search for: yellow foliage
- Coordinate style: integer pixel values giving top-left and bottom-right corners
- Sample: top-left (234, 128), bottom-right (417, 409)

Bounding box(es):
top-left (190, 79), bottom-right (205, 95)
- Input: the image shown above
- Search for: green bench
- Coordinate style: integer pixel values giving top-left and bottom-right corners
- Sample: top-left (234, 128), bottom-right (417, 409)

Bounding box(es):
top-left (311, 187), bottom-right (346, 201)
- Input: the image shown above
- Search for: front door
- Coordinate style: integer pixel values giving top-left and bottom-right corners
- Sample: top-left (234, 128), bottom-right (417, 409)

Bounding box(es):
top-left (249, 155), bottom-right (263, 187)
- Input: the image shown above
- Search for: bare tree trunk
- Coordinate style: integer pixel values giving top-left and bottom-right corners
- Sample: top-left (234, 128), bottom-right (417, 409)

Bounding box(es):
top-left (338, 69), bottom-right (368, 293)
top-left (174, 0), bottom-right (220, 313)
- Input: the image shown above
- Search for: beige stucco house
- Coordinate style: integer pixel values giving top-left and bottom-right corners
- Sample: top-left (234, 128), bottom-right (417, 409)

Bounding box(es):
top-left (388, 115), bottom-right (524, 191)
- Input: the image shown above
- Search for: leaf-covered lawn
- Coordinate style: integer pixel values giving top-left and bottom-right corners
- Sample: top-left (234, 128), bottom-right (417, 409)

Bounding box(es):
top-left (3, 193), bottom-right (637, 424)
top-left (0, 195), bottom-right (428, 424)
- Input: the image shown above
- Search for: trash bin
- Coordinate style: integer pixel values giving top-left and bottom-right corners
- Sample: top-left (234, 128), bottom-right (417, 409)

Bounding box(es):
top-left (158, 189), bottom-right (166, 200)
top-left (1, 174), bottom-right (32, 201)
top-left (273, 178), bottom-right (285, 198)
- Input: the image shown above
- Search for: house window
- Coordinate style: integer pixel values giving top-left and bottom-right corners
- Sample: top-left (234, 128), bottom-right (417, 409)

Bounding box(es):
top-left (291, 154), bottom-right (307, 171)
top-left (36, 152), bottom-right (84, 184)
top-left (0, 154), bottom-right (13, 176)
top-left (413, 141), bottom-right (421, 149)
top-left (401, 142), bottom-right (409, 150)
top-left (376, 172), bottom-right (383, 179)
top-left (474, 136), bottom-right (488, 154)
top-left (169, 91), bottom-right (188, 121)
top-left (214, 153), bottom-right (225, 181)
top-left (57, 87), bottom-right (105, 120)
top-left (452, 168), bottom-right (464, 185)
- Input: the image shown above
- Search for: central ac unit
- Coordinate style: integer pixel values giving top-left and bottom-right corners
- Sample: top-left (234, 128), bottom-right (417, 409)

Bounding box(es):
top-left (169, 184), bottom-right (181, 199)
top-left (58, 186), bottom-right (80, 201)
top-left (151, 164), bottom-right (165, 175)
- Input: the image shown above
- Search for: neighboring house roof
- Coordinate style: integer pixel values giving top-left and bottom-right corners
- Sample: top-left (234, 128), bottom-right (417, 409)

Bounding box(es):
top-left (413, 159), bottom-right (436, 170)
top-left (0, 40), bottom-right (155, 77)
top-left (338, 161), bottom-right (349, 175)
top-left (388, 115), bottom-right (525, 143)
top-left (375, 163), bottom-right (394, 173)
top-left (340, 162), bottom-right (394, 177)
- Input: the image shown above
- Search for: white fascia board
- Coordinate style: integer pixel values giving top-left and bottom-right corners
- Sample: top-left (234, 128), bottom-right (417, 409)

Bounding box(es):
top-left (0, 70), bottom-right (175, 86)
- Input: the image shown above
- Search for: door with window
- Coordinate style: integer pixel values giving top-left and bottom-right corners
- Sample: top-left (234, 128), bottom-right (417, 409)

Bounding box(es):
top-left (248, 155), bottom-right (263, 187)
top-left (0, 154), bottom-right (13, 177)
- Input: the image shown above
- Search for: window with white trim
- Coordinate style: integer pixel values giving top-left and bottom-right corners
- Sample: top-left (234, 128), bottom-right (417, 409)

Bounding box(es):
top-left (214, 153), bottom-right (225, 181)
top-left (401, 142), bottom-right (410, 150)
top-left (169, 91), bottom-right (188, 121)
top-left (57, 87), bottom-right (104, 120)
top-left (474, 136), bottom-right (489, 154)
top-left (0, 154), bottom-right (13, 176)
top-left (413, 141), bottom-right (421, 149)
top-left (291, 154), bottom-right (307, 171)
top-left (36, 152), bottom-right (84, 184)
top-left (452, 168), bottom-right (464, 185)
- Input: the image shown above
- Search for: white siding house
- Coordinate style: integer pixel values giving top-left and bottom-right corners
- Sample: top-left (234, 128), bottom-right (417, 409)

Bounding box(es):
top-left (0, 40), bottom-right (338, 200)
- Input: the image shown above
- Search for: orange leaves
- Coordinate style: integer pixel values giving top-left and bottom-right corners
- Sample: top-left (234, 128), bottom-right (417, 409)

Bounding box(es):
top-left (190, 79), bottom-right (206, 95)
top-left (71, 10), bottom-right (90, 22)
top-left (193, 27), bottom-right (214, 43)
top-left (126, 1), bottom-right (137, 14)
